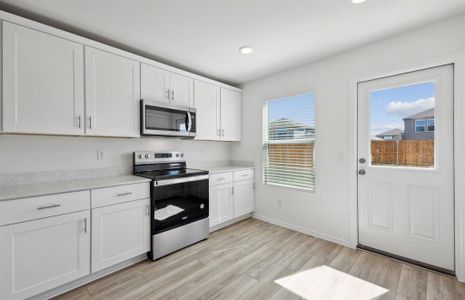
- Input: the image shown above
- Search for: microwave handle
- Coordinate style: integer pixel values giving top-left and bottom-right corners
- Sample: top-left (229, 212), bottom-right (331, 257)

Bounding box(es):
top-left (187, 112), bottom-right (192, 132)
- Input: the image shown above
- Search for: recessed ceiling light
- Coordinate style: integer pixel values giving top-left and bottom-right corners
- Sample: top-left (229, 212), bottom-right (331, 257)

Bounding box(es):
top-left (239, 46), bottom-right (253, 54)
top-left (351, 0), bottom-right (367, 3)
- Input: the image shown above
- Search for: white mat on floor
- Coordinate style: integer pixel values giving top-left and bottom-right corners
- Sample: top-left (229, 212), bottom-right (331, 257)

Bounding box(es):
top-left (275, 265), bottom-right (388, 300)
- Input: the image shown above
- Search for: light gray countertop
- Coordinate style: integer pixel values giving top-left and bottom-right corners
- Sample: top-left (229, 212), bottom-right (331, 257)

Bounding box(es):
top-left (0, 175), bottom-right (151, 201)
top-left (204, 165), bottom-right (255, 174)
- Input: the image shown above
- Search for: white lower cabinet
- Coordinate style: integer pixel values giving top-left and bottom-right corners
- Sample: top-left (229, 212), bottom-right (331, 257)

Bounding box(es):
top-left (233, 179), bottom-right (255, 217)
top-left (209, 183), bottom-right (234, 227)
top-left (0, 211), bottom-right (90, 300)
top-left (209, 169), bottom-right (254, 229)
top-left (91, 198), bottom-right (150, 272)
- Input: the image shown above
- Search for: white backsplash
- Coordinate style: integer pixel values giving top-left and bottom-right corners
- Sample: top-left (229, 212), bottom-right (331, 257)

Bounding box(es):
top-left (0, 135), bottom-right (232, 185)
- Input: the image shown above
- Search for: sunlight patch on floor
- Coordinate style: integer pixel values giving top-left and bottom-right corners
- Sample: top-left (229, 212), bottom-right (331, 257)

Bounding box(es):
top-left (275, 265), bottom-right (388, 300)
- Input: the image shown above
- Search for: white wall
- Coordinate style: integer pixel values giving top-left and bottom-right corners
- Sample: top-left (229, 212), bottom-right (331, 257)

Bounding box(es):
top-left (231, 14), bottom-right (465, 246)
top-left (0, 135), bottom-right (230, 175)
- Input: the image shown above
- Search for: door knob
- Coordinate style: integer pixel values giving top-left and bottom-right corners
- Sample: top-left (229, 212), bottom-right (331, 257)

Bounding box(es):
top-left (358, 169), bottom-right (366, 175)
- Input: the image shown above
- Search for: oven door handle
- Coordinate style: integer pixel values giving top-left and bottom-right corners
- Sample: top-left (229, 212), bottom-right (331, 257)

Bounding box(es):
top-left (154, 175), bottom-right (209, 186)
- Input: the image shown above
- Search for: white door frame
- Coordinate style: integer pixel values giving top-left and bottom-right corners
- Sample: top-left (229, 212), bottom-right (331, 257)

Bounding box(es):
top-left (348, 51), bottom-right (465, 281)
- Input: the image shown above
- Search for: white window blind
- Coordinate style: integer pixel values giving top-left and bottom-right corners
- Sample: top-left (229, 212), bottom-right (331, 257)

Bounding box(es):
top-left (263, 93), bottom-right (316, 191)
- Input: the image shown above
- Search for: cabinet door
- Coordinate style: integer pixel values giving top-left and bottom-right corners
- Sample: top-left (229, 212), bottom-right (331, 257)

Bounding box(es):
top-left (2, 22), bottom-right (84, 135)
top-left (209, 188), bottom-right (221, 228)
top-left (169, 72), bottom-right (193, 107)
top-left (0, 211), bottom-right (90, 300)
top-left (233, 180), bottom-right (254, 217)
top-left (85, 47), bottom-right (140, 137)
top-left (194, 80), bottom-right (220, 140)
top-left (92, 198), bottom-right (150, 272)
top-left (220, 88), bottom-right (242, 141)
top-left (140, 63), bottom-right (169, 103)
top-left (209, 183), bottom-right (234, 228)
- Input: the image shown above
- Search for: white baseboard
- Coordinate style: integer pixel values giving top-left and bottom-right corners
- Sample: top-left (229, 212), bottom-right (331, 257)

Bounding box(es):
top-left (29, 254), bottom-right (148, 300)
top-left (210, 213), bottom-right (252, 232)
top-left (253, 214), bottom-right (352, 248)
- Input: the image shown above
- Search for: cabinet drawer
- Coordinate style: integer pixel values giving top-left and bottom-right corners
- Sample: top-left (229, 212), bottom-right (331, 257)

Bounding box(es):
top-left (234, 169), bottom-right (254, 182)
top-left (0, 191), bottom-right (90, 226)
top-left (209, 172), bottom-right (233, 186)
top-left (91, 183), bottom-right (150, 208)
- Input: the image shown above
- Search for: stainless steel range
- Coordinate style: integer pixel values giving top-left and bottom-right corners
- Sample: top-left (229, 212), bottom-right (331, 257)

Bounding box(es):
top-left (133, 151), bottom-right (209, 260)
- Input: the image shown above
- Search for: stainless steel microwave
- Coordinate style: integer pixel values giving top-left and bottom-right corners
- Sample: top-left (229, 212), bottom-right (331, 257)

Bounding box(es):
top-left (141, 100), bottom-right (196, 137)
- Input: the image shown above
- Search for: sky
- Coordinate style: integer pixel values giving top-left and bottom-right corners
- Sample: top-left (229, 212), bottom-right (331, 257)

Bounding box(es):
top-left (370, 81), bottom-right (435, 137)
top-left (267, 93), bottom-right (315, 126)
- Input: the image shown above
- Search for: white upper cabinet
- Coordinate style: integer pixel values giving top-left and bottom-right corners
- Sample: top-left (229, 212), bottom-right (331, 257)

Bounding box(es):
top-left (2, 22), bottom-right (85, 135)
top-left (170, 72), bottom-right (193, 107)
top-left (85, 47), bottom-right (140, 137)
top-left (220, 88), bottom-right (242, 141)
top-left (141, 63), bottom-right (169, 103)
top-left (194, 82), bottom-right (242, 142)
top-left (194, 80), bottom-right (220, 140)
top-left (140, 63), bottom-right (193, 107)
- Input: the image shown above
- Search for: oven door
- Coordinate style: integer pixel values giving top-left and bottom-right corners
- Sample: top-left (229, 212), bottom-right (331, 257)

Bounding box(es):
top-left (141, 99), bottom-right (196, 137)
top-left (152, 175), bottom-right (209, 234)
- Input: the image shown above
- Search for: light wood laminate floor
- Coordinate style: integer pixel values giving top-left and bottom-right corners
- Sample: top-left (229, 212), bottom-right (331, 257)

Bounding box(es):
top-left (54, 218), bottom-right (465, 300)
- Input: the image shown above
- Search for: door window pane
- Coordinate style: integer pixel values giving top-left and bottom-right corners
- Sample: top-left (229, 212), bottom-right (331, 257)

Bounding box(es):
top-left (370, 82), bottom-right (435, 168)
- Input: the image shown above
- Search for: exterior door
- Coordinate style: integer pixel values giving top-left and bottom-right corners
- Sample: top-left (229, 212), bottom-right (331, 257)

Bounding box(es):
top-left (357, 65), bottom-right (454, 271)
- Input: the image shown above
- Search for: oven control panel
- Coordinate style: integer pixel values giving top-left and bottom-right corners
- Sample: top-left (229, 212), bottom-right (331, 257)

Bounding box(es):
top-left (134, 151), bottom-right (185, 164)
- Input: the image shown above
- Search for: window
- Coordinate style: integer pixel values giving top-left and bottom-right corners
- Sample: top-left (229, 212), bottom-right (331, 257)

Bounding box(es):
top-left (384, 136), bottom-right (393, 140)
top-left (427, 118), bottom-right (435, 132)
top-left (262, 93), bottom-right (316, 191)
top-left (415, 119), bottom-right (426, 132)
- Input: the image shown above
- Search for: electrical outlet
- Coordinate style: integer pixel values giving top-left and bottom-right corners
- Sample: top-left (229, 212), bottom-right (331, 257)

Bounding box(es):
top-left (97, 148), bottom-right (105, 160)
top-left (277, 199), bottom-right (283, 207)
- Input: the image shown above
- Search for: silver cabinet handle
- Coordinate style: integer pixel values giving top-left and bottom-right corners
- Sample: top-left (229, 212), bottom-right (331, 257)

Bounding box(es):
top-left (222, 129), bottom-right (225, 137)
top-left (145, 205), bottom-right (150, 216)
top-left (37, 204), bottom-right (61, 210)
top-left (217, 177), bottom-right (226, 181)
top-left (77, 115), bottom-right (82, 128)
top-left (117, 192), bottom-right (132, 197)
top-left (88, 116), bottom-right (92, 130)
top-left (171, 90), bottom-right (175, 101)
top-left (83, 218), bottom-right (88, 233)
top-left (241, 174), bottom-right (248, 177)
top-left (166, 89), bottom-right (170, 100)
top-left (217, 129), bottom-right (221, 136)
top-left (232, 187), bottom-right (234, 196)
top-left (359, 169), bottom-right (366, 175)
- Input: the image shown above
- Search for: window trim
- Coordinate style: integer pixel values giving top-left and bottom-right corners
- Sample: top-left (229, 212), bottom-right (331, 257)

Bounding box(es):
top-left (261, 90), bottom-right (316, 193)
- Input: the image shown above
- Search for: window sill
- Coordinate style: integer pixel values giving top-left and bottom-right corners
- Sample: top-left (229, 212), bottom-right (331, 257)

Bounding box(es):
top-left (264, 182), bottom-right (315, 193)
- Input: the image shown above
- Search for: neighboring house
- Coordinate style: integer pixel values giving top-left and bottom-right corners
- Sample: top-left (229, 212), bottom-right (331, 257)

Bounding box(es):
top-left (376, 128), bottom-right (404, 140)
top-left (268, 118), bottom-right (315, 140)
top-left (403, 108), bottom-right (434, 140)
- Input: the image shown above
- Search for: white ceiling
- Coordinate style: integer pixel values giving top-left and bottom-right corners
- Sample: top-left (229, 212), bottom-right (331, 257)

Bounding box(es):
top-left (0, 0), bottom-right (464, 85)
